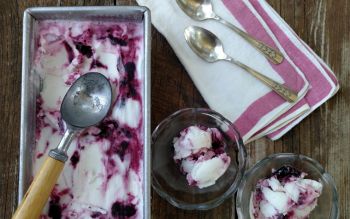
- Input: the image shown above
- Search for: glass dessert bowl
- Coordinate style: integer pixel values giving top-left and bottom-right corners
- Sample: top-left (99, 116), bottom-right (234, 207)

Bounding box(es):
top-left (151, 108), bottom-right (246, 210)
top-left (236, 153), bottom-right (339, 219)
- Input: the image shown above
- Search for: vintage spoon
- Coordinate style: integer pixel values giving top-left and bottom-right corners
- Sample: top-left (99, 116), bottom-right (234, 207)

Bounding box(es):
top-left (184, 26), bottom-right (297, 103)
top-left (13, 72), bottom-right (112, 219)
top-left (176, 0), bottom-right (284, 64)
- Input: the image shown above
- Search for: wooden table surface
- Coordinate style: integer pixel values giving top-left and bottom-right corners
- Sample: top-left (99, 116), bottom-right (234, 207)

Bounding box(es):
top-left (0, 0), bottom-right (349, 218)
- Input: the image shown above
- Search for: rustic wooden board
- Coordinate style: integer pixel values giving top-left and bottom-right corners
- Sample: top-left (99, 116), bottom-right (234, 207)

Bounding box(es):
top-left (0, 0), bottom-right (349, 218)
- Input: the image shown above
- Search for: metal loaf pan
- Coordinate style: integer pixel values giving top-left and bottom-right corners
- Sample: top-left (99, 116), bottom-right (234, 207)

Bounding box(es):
top-left (20, 6), bottom-right (151, 218)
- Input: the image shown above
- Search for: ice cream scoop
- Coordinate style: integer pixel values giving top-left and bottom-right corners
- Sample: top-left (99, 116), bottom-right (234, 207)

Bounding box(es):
top-left (13, 72), bottom-right (112, 219)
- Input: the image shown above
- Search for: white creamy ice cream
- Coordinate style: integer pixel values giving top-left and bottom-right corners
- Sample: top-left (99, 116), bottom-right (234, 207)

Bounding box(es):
top-left (250, 166), bottom-right (323, 219)
top-left (173, 126), bottom-right (231, 189)
top-left (33, 20), bottom-right (144, 219)
top-left (173, 126), bottom-right (212, 160)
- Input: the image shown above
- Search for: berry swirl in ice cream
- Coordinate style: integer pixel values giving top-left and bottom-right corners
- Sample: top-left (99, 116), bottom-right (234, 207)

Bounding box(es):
top-left (173, 125), bottom-right (231, 189)
top-left (33, 20), bottom-right (144, 218)
top-left (250, 166), bottom-right (323, 219)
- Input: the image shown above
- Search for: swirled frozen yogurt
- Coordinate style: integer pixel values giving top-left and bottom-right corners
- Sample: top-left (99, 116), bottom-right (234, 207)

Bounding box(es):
top-left (250, 166), bottom-right (323, 219)
top-left (173, 126), bottom-right (230, 189)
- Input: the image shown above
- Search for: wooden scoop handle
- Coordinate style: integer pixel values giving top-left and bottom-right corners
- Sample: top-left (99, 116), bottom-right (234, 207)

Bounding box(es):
top-left (12, 157), bottom-right (64, 219)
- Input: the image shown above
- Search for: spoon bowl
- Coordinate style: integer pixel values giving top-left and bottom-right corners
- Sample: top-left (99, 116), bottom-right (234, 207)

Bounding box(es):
top-left (176, 0), bottom-right (215, 21)
top-left (184, 26), bottom-right (226, 62)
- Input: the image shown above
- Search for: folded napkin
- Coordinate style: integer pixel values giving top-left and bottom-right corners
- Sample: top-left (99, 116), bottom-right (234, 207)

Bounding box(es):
top-left (137, 0), bottom-right (339, 142)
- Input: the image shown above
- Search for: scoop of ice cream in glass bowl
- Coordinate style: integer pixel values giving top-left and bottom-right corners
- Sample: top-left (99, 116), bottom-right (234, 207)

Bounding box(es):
top-left (236, 153), bottom-right (339, 219)
top-left (151, 108), bottom-right (247, 210)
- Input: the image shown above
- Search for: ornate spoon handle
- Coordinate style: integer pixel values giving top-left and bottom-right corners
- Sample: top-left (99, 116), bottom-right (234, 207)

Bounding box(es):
top-left (215, 16), bottom-right (284, 64)
top-left (227, 58), bottom-right (298, 103)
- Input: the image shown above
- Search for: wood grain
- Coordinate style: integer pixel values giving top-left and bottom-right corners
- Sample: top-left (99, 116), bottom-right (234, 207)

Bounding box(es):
top-left (0, 0), bottom-right (348, 218)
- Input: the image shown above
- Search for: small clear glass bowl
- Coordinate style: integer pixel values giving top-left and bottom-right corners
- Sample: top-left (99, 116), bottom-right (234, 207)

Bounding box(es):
top-left (152, 108), bottom-right (247, 210)
top-left (236, 153), bottom-right (339, 219)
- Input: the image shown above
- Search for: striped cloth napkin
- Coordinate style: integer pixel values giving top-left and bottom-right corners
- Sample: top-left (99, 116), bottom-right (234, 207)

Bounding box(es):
top-left (137, 0), bottom-right (339, 143)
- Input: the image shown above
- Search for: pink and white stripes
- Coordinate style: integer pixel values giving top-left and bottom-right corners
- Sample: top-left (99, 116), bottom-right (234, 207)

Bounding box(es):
top-left (137, 0), bottom-right (339, 142)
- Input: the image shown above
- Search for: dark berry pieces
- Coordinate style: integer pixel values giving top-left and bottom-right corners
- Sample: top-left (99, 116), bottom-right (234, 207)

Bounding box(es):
top-left (254, 188), bottom-right (264, 202)
top-left (120, 141), bottom-right (129, 150)
top-left (97, 120), bottom-right (119, 138)
top-left (277, 214), bottom-right (288, 219)
top-left (48, 197), bottom-right (62, 219)
top-left (90, 59), bottom-right (107, 69)
top-left (128, 85), bottom-right (137, 97)
top-left (108, 34), bottom-right (128, 46)
top-left (272, 165), bottom-right (301, 180)
top-left (298, 191), bottom-right (308, 205)
top-left (124, 62), bottom-right (135, 81)
top-left (70, 151), bottom-right (80, 169)
top-left (120, 78), bottom-right (128, 86)
top-left (63, 41), bottom-right (74, 63)
top-left (75, 42), bottom-right (93, 58)
top-left (124, 129), bottom-right (132, 138)
top-left (91, 212), bottom-right (102, 218)
top-left (111, 201), bottom-right (136, 217)
top-left (36, 153), bottom-right (43, 159)
top-left (211, 141), bottom-right (221, 149)
top-left (113, 141), bottom-right (129, 160)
